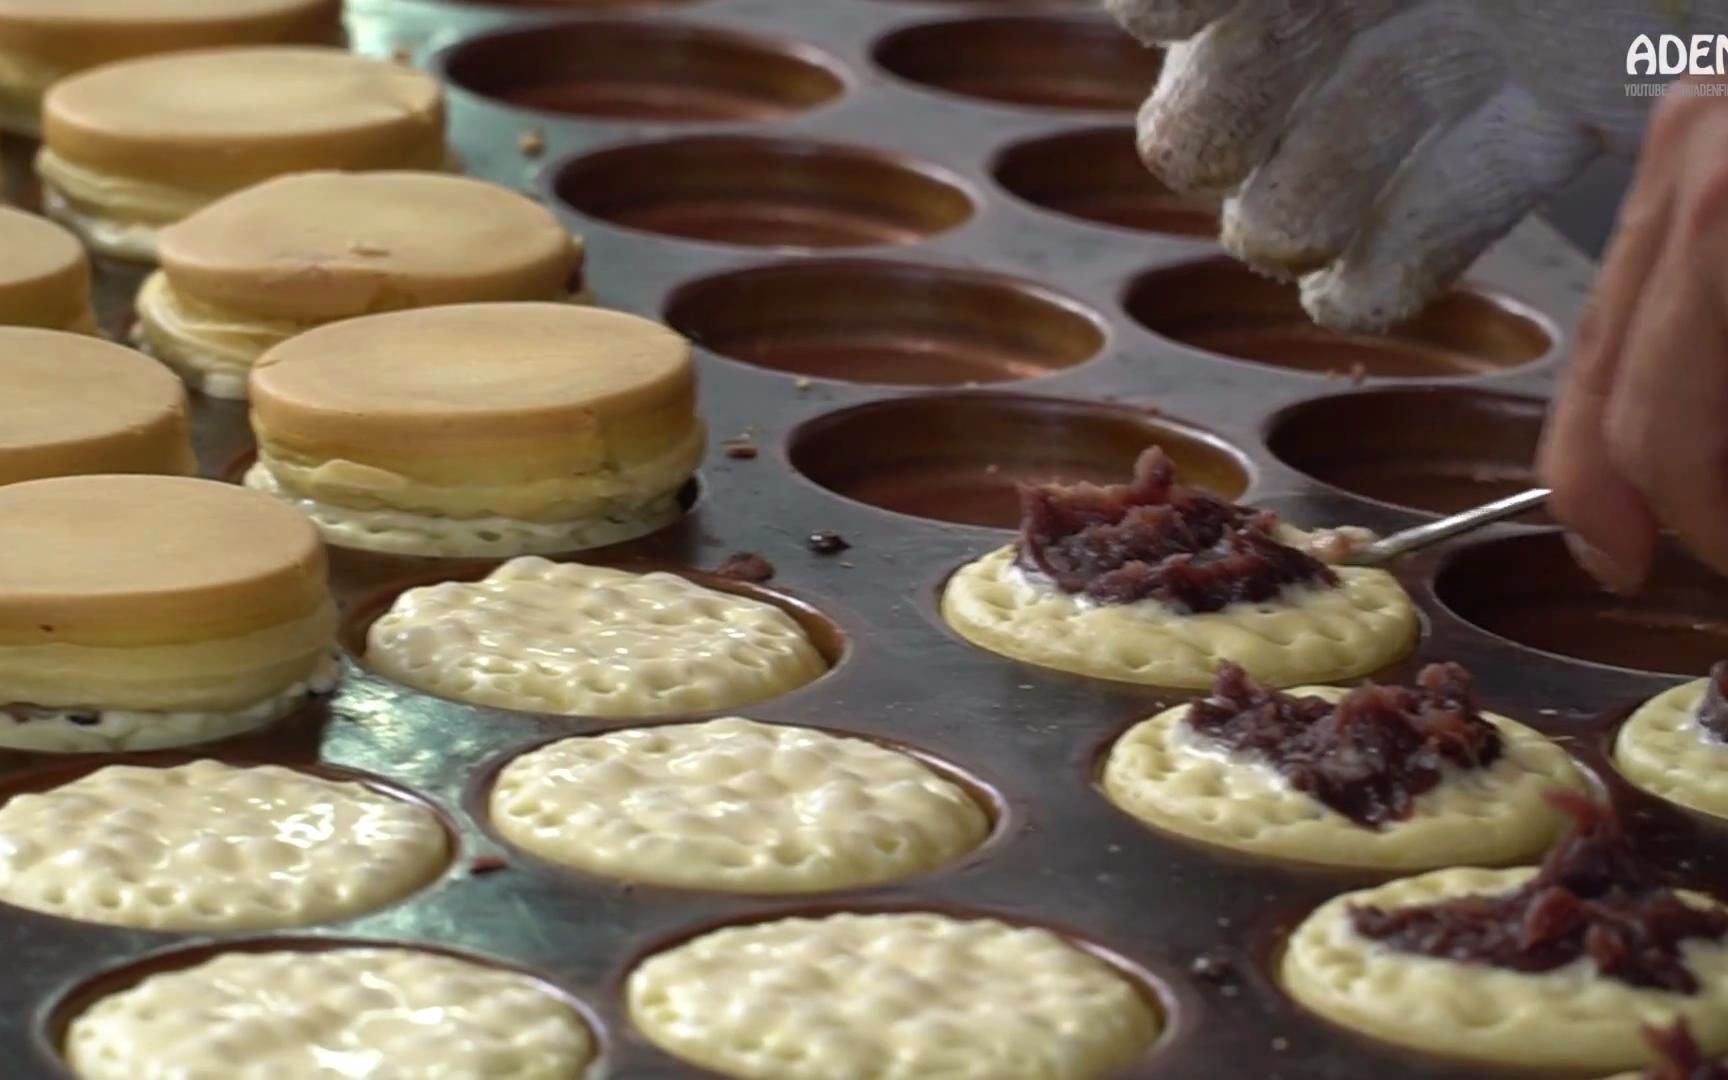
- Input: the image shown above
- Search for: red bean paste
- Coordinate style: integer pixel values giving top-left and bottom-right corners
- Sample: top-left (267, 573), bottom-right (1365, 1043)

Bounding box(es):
top-left (1640, 1021), bottom-right (1728, 1080)
top-left (1016, 447), bottom-right (1336, 613)
top-left (1696, 661), bottom-right (1728, 743)
top-left (1187, 662), bottom-right (1500, 827)
top-left (1350, 791), bottom-right (1728, 992)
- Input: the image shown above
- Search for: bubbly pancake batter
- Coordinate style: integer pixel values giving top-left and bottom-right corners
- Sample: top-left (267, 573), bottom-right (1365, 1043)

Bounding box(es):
top-left (247, 304), bottom-right (703, 557)
top-left (628, 912), bottom-right (1159, 1080)
top-left (0, 760), bottom-right (447, 930)
top-left (491, 717), bottom-right (988, 891)
top-left (66, 947), bottom-right (596, 1079)
top-left (366, 558), bottom-right (826, 717)
top-left (0, 474), bottom-right (339, 751)
top-left (1614, 666), bottom-right (1728, 821)
top-left (134, 172), bottom-right (585, 398)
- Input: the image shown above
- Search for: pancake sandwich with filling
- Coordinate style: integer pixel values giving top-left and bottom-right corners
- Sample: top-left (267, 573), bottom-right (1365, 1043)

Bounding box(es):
top-left (0, 329), bottom-right (194, 486)
top-left (0, 0), bottom-right (341, 136)
top-left (133, 171), bottom-right (586, 398)
top-left (0, 474), bottom-right (339, 751)
top-left (246, 303), bottom-right (702, 557)
top-left (37, 46), bottom-right (446, 261)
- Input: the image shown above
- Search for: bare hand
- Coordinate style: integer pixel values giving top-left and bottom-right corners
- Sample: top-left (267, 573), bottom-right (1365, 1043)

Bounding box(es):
top-left (1539, 82), bottom-right (1728, 593)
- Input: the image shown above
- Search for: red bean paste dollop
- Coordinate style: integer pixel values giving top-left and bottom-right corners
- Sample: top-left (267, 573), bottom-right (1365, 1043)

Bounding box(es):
top-left (1350, 792), bottom-right (1728, 992)
top-left (1695, 661), bottom-right (1728, 743)
top-left (1015, 447), bottom-right (1336, 612)
top-left (1187, 662), bottom-right (1501, 828)
top-left (1639, 1021), bottom-right (1728, 1080)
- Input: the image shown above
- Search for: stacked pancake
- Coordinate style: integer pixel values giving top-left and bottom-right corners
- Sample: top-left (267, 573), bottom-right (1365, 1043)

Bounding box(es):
top-left (0, 475), bottom-right (339, 751)
top-left (0, 208), bottom-right (95, 333)
top-left (133, 171), bottom-right (585, 398)
top-left (0, 329), bottom-right (194, 485)
top-left (0, 0), bottom-right (341, 135)
top-left (37, 46), bottom-right (446, 260)
top-left (246, 304), bottom-right (703, 557)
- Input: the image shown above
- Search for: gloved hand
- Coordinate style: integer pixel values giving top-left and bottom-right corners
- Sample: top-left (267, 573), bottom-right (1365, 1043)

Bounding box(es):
top-left (1103, 0), bottom-right (1711, 330)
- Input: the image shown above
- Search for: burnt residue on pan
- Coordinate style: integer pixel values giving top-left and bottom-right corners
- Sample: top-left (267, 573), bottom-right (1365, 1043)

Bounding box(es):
top-left (548, 134), bottom-right (976, 248)
top-left (873, 14), bottom-right (1162, 113)
top-left (787, 393), bottom-right (1252, 529)
top-left (1125, 257), bottom-right (1557, 379)
top-left (1265, 388), bottom-right (1550, 520)
top-left (439, 19), bottom-right (846, 122)
top-left (994, 126), bottom-right (1220, 238)
top-left (0, 0), bottom-right (1640, 1078)
top-left (664, 258), bottom-right (1107, 386)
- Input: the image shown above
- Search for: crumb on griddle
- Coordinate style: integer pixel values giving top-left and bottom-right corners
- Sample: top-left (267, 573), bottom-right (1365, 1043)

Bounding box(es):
top-left (469, 854), bottom-right (509, 876)
top-left (723, 441), bottom-right (758, 460)
top-left (518, 128), bottom-right (546, 158)
top-left (715, 552), bottom-right (775, 583)
top-left (806, 530), bottom-right (850, 555)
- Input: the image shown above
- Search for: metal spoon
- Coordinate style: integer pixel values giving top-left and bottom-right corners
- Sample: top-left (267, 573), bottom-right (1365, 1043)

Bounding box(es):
top-left (1341, 488), bottom-right (1550, 567)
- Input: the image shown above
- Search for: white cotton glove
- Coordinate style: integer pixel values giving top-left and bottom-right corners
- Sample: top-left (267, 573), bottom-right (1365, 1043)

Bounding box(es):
top-left (1104, 0), bottom-right (1725, 329)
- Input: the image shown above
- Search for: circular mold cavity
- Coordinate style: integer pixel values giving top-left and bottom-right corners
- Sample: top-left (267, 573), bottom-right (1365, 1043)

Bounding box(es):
top-left (873, 15), bottom-right (1160, 112)
top-left (464, 718), bottom-right (1006, 893)
top-left (1125, 259), bottom-right (1555, 378)
top-left (339, 562), bottom-right (849, 709)
top-left (438, 19), bottom-right (845, 122)
top-left (1437, 533), bottom-right (1728, 676)
top-left (994, 127), bottom-right (1218, 236)
top-left (1265, 388), bottom-right (1549, 519)
top-left (788, 393), bottom-right (1250, 529)
top-left (548, 135), bottom-right (974, 248)
top-left (40, 936), bottom-right (606, 1076)
top-left (664, 259), bottom-right (1106, 386)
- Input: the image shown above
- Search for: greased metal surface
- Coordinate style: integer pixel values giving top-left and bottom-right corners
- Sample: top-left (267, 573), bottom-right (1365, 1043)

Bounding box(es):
top-left (6, 1), bottom-right (1724, 1078)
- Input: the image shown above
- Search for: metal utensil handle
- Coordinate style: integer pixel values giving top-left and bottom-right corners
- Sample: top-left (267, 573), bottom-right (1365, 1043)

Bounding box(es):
top-left (1350, 488), bottom-right (1551, 566)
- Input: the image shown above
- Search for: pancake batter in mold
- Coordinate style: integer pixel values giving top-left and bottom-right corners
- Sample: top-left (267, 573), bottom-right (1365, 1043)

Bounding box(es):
top-left (366, 557), bottom-right (828, 718)
top-left (628, 911), bottom-right (1159, 1080)
top-left (66, 946), bottom-right (596, 1080)
top-left (1102, 663), bottom-right (1585, 869)
top-left (1615, 663), bottom-right (1728, 821)
top-left (0, 760), bottom-right (448, 931)
top-left (1282, 797), bottom-right (1728, 1072)
top-left (942, 447), bottom-right (1418, 688)
top-left (490, 716), bottom-right (990, 893)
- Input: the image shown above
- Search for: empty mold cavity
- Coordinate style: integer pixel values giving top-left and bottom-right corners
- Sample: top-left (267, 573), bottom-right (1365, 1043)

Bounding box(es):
top-left (664, 259), bottom-right (1106, 386)
top-left (873, 15), bottom-right (1161, 112)
top-left (1125, 259), bottom-right (1555, 378)
top-left (994, 127), bottom-right (1218, 236)
top-left (1437, 533), bottom-right (1728, 676)
top-left (788, 393), bottom-right (1249, 528)
top-left (548, 135), bottom-right (974, 248)
top-left (1266, 388), bottom-right (1549, 519)
top-left (438, 19), bottom-right (845, 121)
